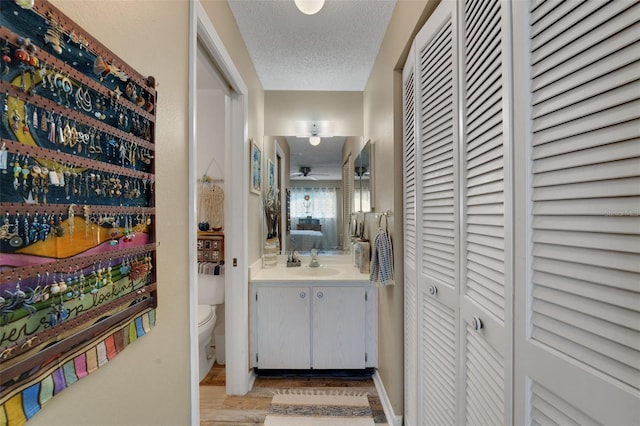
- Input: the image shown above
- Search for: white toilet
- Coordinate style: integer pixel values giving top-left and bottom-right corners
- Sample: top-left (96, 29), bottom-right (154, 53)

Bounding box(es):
top-left (197, 273), bottom-right (225, 381)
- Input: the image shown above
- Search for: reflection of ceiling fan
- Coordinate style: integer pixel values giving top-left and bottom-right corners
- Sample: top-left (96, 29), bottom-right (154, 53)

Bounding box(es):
top-left (290, 166), bottom-right (326, 180)
top-left (354, 166), bottom-right (369, 177)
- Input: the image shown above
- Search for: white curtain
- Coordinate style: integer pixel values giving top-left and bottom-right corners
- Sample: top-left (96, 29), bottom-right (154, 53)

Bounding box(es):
top-left (290, 187), bottom-right (339, 250)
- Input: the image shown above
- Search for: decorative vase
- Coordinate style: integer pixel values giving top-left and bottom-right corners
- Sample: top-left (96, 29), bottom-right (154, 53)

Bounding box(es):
top-left (263, 237), bottom-right (279, 268)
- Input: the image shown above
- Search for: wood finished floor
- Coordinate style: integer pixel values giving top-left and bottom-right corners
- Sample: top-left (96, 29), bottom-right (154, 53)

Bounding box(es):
top-left (199, 363), bottom-right (388, 425)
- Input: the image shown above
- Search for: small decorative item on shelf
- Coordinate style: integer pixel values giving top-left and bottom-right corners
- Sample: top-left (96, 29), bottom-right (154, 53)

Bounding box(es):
top-left (287, 250), bottom-right (301, 267)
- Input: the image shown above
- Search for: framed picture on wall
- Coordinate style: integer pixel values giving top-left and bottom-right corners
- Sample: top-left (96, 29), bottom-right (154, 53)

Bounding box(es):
top-left (251, 138), bottom-right (262, 194)
top-left (267, 159), bottom-right (275, 192)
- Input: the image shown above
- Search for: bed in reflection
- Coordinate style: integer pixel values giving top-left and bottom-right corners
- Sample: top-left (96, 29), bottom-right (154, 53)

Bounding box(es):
top-left (290, 229), bottom-right (324, 252)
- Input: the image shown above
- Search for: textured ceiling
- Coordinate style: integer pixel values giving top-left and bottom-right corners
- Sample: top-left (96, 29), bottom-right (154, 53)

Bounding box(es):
top-left (228, 0), bottom-right (397, 91)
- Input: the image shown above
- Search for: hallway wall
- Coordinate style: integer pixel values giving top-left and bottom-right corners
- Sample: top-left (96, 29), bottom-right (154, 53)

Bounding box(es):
top-left (264, 91), bottom-right (364, 136)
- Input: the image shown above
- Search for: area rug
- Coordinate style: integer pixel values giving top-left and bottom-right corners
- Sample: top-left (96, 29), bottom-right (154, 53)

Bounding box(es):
top-left (264, 389), bottom-right (375, 426)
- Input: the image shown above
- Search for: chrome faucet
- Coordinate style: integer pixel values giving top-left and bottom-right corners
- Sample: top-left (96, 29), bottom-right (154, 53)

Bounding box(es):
top-left (309, 249), bottom-right (320, 267)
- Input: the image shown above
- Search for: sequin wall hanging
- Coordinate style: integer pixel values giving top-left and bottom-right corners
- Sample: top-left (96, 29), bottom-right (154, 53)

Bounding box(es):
top-left (0, 1), bottom-right (157, 423)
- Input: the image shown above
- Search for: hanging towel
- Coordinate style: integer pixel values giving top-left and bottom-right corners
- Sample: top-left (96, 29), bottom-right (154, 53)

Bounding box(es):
top-left (370, 227), bottom-right (394, 286)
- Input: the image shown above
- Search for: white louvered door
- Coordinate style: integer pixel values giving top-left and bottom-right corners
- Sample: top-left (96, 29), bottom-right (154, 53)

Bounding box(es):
top-left (513, 0), bottom-right (640, 424)
top-left (405, 0), bottom-right (513, 424)
top-left (405, 0), bottom-right (640, 424)
top-left (414, 2), bottom-right (460, 425)
top-left (402, 42), bottom-right (418, 426)
top-left (458, 1), bottom-right (512, 425)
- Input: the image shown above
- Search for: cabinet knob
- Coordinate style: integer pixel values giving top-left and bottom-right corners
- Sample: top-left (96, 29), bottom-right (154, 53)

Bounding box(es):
top-left (299, 292), bottom-right (306, 299)
top-left (428, 285), bottom-right (438, 296)
top-left (317, 291), bottom-right (324, 299)
top-left (471, 316), bottom-right (483, 331)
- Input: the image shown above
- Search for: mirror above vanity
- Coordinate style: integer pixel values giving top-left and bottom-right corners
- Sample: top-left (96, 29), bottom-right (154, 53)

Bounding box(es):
top-left (353, 140), bottom-right (374, 213)
top-left (266, 136), bottom-right (366, 254)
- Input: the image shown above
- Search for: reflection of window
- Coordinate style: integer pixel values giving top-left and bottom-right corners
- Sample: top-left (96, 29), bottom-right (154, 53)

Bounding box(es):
top-left (290, 187), bottom-right (339, 250)
top-left (291, 187), bottom-right (337, 219)
top-left (354, 180), bottom-right (370, 212)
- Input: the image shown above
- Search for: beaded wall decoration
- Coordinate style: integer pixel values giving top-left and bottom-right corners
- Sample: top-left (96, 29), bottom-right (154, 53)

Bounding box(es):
top-left (0, 1), bottom-right (157, 423)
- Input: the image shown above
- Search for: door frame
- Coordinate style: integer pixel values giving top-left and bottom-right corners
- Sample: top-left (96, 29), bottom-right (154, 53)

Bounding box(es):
top-left (189, 0), bottom-right (250, 422)
top-left (275, 140), bottom-right (287, 253)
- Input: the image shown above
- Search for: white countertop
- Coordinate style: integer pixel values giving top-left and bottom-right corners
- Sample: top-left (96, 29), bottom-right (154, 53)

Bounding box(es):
top-left (250, 255), bottom-right (370, 282)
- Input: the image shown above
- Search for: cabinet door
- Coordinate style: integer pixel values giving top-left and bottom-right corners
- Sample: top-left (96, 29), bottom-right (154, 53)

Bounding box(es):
top-left (312, 286), bottom-right (366, 369)
top-left (256, 286), bottom-right (310, 369)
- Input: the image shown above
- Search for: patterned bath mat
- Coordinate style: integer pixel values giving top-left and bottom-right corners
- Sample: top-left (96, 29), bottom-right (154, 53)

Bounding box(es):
top-left (264, 389), bottom-right (375, 426)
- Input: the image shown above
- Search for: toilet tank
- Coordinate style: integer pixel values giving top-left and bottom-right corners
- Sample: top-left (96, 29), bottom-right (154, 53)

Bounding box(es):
top-left (197, 273), bottom-right (225, 305)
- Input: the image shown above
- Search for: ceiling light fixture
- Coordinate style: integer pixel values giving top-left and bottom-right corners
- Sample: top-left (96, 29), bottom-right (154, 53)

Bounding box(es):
top-left (309, 136), bottom-right (321, 146)
top-left (294, 0), bottom-right (325, 15)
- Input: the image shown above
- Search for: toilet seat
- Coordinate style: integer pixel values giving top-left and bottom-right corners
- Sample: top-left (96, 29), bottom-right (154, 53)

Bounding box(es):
top-left (197, 304), bottom-right (215, 328)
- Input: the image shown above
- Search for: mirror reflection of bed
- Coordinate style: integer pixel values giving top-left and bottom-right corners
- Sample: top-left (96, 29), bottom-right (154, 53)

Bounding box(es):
top-left (290, 216), bottom-right (323, 252)
top-left (288, 188), bottom-right (340, 253)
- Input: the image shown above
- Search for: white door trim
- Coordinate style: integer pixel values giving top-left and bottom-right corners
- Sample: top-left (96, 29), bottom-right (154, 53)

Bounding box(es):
top-left (275, 140), bottom-right (287, 253)
top-left (189, 0), bottom-right (250, 423)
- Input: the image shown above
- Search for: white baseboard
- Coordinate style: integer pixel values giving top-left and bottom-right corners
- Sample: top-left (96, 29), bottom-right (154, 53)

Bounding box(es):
top-left (373, 370), bottom-right (403, 426)
top-left (248, 368), bottom-right (256, 390)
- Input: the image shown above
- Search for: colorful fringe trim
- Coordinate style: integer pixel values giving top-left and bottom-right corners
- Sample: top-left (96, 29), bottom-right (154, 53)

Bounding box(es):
top-left (0, 309), bottom-right (156, 426)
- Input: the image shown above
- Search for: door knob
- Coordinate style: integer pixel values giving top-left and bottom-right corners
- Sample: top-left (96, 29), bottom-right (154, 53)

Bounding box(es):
top-left (471, 316), bottom-right (483, 331)
top-left (299, 292), bottom-right (306, 299)
top-left (428, 285), bottom-right (437, 296)
top-left (317, 291), bottom-right (324, 299)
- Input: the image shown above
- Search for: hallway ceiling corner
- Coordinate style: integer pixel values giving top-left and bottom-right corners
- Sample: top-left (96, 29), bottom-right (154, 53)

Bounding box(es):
top-left (228, 0), bottom-right (397, 92)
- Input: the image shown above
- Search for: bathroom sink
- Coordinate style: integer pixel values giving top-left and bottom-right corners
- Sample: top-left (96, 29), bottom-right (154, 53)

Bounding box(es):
top-left (250, 255), bottom-right (369, 282)
top-left (297, 267), bottom-right (340, 277)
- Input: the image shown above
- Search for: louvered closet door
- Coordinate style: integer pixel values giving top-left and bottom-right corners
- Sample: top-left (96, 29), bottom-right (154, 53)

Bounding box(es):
top-left (413, 2), bottom-right (460, 425)
top-left (402, 43), bottom-right (418, 426)
top-left (459, 0), bottom-right (512, 424)
top-left (515, 1), bottom-right (640, 424)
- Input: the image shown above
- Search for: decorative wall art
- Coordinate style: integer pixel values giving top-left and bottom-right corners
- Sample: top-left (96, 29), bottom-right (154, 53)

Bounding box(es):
top-left (267, 159), bottom-right (275, 193)
top-left (250, 138), bottom-right (261, 194)
top-left (0, 1), bottom-right (157, 424)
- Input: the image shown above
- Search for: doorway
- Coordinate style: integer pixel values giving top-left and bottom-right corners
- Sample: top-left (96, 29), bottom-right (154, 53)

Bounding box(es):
top-left (189, 1), bottom-right (251, 423)
top-left (196, 36), bottom-right (228, 384)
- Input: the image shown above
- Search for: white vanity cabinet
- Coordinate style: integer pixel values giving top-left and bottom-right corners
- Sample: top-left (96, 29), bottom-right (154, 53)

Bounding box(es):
top-left (251, 281), bottom-right (377, 370)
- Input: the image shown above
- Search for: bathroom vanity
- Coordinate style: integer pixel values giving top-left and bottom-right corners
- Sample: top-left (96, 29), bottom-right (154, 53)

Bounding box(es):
top-left (250, 257), bottom-right (377, 370)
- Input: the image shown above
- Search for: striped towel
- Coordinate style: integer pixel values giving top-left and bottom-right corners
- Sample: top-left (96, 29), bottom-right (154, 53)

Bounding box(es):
top-left (369, 228), bottom-right (394, 286)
